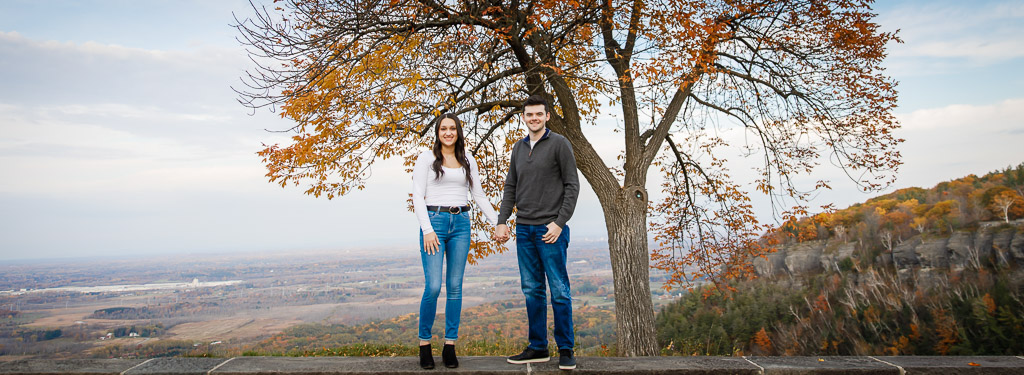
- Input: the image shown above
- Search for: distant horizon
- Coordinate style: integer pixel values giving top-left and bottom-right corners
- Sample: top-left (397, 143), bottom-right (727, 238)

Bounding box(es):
top-left (0, 236), bottom-right (624, 264)
top-left (0, 244), bottom-right (415, 264)
top-left (1, 159), bottom-right (1021, 263)
top-left (3, 161), bottom-right (1023, 263)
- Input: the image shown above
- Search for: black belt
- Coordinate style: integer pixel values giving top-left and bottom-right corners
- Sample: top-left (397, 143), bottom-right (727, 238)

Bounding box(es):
top-left (427, 205), bottom-right (471, 214)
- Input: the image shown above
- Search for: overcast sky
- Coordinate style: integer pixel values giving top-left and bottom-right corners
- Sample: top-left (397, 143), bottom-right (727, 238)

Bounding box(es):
top-left (1, 0), bottom-right (1022, 261)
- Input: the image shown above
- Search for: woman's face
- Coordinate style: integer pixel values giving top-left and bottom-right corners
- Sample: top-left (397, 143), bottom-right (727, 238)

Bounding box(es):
top-left (438, 118), bottom-right (458, 147)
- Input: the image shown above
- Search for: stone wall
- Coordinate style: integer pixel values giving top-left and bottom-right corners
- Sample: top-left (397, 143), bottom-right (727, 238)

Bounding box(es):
top-left (1, 356), bottom-right (1023, 374)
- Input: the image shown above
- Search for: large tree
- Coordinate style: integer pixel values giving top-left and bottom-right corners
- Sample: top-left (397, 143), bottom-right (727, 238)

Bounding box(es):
top-left (235, 0), bottom-right (901, 355)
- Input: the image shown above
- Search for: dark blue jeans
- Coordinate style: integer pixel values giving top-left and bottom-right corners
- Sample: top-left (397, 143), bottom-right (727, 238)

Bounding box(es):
top-left (418, 210), bottom-right (471, 341)
top-left (516, 223), bottom-right (574, 350)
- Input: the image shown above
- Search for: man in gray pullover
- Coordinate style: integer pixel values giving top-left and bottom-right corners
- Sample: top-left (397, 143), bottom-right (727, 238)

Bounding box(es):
top-left (494, 94), bottom-right (579, 370)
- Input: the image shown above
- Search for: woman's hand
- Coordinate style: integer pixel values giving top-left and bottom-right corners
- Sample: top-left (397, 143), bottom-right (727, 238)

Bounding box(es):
top-left (423, 231), bottom-right (440, 254)
top-left (493, 224), bottom-right (510, 243)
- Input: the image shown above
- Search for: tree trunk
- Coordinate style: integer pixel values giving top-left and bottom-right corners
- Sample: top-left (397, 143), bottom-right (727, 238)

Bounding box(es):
top-left (598, 186), bottom-right (659, 356)
top-left (548, 97), bottom-right (659, 356)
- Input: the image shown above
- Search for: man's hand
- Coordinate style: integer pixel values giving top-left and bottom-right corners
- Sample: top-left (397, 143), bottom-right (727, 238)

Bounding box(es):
top-left (423, 231), bottom-right (439, 254)
top-left (493, 224), bottom-right (510, 243)
top-left (542, 222), bottom-right (562, 244)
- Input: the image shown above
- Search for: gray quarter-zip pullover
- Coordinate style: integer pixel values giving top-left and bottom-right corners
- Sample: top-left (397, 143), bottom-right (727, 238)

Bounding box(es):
top-left (497, 129), bottom-right (580, 228)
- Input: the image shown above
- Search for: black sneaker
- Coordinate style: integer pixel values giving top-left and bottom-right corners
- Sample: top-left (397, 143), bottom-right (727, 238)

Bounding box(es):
top-left (506, 347), bottom-right (550, 364)
top-left (558, 349), bottom-right (576, 370)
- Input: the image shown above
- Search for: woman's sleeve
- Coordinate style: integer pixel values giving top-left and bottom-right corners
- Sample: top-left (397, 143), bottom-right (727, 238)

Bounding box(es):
top-left (412, 152), bottom-right (434, 234)
top-left (468, 155), bottom-right (499, 226)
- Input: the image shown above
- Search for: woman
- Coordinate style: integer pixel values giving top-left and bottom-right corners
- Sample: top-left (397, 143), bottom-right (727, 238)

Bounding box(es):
top-left (411, 113), bottom-right (498, 369)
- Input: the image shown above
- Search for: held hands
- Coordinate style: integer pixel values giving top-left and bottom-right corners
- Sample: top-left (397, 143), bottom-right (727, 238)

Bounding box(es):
top-left (492, 224), bottom-right (510, 243)
top-left (542, 222), bottom-right (562, 244)
top-left (423, 231), bottom-right (440, 254)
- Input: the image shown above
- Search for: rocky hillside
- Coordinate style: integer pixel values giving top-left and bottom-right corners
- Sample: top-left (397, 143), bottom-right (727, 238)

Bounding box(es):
top-left (754, 162), bottom-right (1024, 281)
top-left (656, 164), bottom-right (1024, 357)
top-left (757, 221), bottom-right (1024, 276)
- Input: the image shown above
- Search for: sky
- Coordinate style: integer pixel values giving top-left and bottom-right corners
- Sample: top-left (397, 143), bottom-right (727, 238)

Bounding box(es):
top-left (0, 0), bottom-right (1022, 261)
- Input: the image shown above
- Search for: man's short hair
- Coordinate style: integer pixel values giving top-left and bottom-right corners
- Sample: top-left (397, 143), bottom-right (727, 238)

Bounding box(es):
top-left (522, 94), bottom-right (549, 113)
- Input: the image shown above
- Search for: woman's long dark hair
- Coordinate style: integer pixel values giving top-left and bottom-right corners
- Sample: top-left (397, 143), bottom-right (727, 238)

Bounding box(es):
top-left (432, 113), bottom-right (473, 188)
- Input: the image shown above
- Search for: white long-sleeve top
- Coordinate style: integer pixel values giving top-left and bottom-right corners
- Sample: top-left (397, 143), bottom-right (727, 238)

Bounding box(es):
top-left (412, 150), bottom-right (499, 234)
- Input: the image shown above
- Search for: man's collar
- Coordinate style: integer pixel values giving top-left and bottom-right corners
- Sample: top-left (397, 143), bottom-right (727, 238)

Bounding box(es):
top-left (521, 128), bottom-right (550, 144)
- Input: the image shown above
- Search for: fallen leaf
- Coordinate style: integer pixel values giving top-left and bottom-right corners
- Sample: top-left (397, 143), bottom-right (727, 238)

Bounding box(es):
top-left (968, 362), bottom-right (980, 367)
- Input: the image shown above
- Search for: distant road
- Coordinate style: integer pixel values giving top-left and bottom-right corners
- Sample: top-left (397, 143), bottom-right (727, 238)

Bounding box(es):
top-left (0, 280), bottom-right (243, 296)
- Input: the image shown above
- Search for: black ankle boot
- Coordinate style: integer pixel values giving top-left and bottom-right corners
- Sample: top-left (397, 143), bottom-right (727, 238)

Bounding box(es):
top-left (442, 343), bottom-right (458, 368)
top-left (419, 344), bottom-right (435, 369)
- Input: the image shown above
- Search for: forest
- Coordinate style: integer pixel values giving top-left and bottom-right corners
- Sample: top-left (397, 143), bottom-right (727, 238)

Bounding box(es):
top-left (658, 163), bottom-right (1024, 356)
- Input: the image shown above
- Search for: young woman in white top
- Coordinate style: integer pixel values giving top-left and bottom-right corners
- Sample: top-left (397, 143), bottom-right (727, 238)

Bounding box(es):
top-left (411, 113), bottom-right (498, 369)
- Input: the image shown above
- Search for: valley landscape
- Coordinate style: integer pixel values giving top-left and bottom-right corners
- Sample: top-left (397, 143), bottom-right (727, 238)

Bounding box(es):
top-left (0, 242), bottom-right (675, 359)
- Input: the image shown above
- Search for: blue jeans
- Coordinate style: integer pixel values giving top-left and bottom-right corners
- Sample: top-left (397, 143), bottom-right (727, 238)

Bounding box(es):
top-left (516, 223), bottom-right (574, 350)
top-left (418, 210), bottom-right (471, 341)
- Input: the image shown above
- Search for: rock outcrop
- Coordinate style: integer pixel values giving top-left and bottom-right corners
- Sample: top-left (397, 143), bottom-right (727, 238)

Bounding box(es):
top-left (754, 221), bottom-right (1024, 278)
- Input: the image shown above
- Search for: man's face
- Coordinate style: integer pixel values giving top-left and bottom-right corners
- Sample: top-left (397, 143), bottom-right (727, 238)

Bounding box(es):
top-left (522, 104), bottom-right (549, 134)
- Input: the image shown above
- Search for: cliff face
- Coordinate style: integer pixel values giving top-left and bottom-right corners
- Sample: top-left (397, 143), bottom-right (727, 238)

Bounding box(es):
top-left (754, 221), bottom-right (1024, 279)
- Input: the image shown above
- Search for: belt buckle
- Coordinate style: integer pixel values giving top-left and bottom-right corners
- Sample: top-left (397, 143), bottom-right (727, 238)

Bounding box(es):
top-left (448, 206), bottom-right (461, 214)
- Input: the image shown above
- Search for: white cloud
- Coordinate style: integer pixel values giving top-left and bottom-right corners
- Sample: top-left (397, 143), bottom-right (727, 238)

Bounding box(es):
top-left (897, 98), bottom-right (1024, 131)
top-left (0, 29), bottom-right (253, 114)
top-left (881, 1), bottom-right (1024, 62)
top-left (901, 39), bottom-right (1024, 61)
top-left (0, 30), bottom-right (242, 71)
top-left (0, 31), bottom-right (286, 198)
top-left (639, 98), bottom-right (1024, 223)
top-left (0, 29), bottom-right (297, 197)
top-left (793, 98), bottom-right (1024, 212)
top-left (1, 31), bottom-right (163, 59)
top-left (894, 98), bottom-right (1024, 177)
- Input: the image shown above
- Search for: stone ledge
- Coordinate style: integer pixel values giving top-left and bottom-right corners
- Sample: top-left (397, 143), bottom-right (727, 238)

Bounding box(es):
top-left (0, 356), bottom-right (1021, 374)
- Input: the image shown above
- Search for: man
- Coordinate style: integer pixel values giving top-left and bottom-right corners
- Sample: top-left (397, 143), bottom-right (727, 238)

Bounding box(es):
top-left (493, 94), bottom-right (580, 370)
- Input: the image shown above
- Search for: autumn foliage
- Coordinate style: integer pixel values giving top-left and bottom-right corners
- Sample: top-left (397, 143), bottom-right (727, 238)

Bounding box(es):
top-left (763, 162), bottom-right (1024, 247)
top-left (658, 262), bottom-right (1024, 356)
